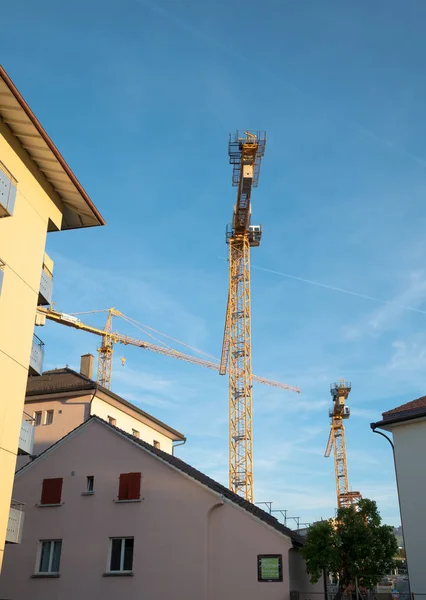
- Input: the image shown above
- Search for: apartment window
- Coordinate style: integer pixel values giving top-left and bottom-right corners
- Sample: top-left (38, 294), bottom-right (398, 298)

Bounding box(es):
top-left (86, 476), bottom-right (94, 493)
top-left (132, 429), bottom-right (140, 439)
top-left (0, 162), bottom-right (17, 217)
top-left (34, 411), bottom-right (42, 426)
top-left (108, 416), bottom-right (116, 426)
top-left (37, 540), bottom-right (62, 575)
top-left (153, 440), bottom-right (160, 449)
top-left (45, 410), bottom-right (54, 425)
top-left (118, 473), bottom-right (141, 501)
top-left (108, 538), bottom-right (134, 573)
top-left (40, 478), bottom-right (63, 505)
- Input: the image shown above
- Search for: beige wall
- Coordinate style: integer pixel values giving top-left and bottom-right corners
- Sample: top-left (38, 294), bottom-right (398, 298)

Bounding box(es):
top-left (0, 121), bottom-right (64, 568)
top-left (25, 394), bottom-right (91, 456)
top-left (391, 418), bottom-right (426, 595)
top-left (0, 420), bottom-right (316, 600)
top-left (91, 395), bottom-right (173, 453)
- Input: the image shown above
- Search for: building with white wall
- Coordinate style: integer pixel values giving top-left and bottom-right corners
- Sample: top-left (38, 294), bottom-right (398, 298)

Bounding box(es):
top-left (371, 395), bottom-right (426, 598)
top-left (22, 354), bottom-right (185, 460)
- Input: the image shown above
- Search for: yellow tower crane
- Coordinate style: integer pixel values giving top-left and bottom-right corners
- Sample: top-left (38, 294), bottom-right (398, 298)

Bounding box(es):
top-left (324, 381), bottom-right (362, 509)
top-left (219, 131), bottom-right (300, 503)
top-left (36, 306), bottom-right (299, 393)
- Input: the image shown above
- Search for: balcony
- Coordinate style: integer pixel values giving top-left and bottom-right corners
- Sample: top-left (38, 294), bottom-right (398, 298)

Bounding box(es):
top-left (18, 412), bottom-right (34, 456)
top-left (38, 253), bottom-right (54, 306)
top-left (0, 163), bottom-right (17, 218)
top-left (6, 501), bottom-right (25, 544)
top-left (29, 334), bottom-right (44, 375)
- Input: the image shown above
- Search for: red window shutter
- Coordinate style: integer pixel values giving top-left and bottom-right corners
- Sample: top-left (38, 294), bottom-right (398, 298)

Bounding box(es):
top-left (118, 473), bottom-right (130, 500)
top-left (41, 478), bottom-right (63, 505)
top-left (118, 473), bottom-right (141, 500)
top-left (128, 473), bottom-right (141, 500)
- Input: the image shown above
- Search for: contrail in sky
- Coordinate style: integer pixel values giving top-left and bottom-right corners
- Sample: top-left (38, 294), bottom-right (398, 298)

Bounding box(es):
top-left (250, 264), bottom-right (426, 316)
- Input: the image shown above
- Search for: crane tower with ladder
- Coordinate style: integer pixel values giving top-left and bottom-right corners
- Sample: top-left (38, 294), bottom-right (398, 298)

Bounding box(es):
top-left (219, 131), bottom-right (299, 503)
top-left (324, 381), bottom-right (362, 509)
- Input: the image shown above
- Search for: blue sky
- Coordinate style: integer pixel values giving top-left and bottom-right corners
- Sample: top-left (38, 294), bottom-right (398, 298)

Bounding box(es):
top-left (3, 0), bottom-right (426, 526)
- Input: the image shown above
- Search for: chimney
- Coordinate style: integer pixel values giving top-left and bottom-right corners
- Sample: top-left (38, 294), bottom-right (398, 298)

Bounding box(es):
top-left (80, 354), bottom-right (94, 379)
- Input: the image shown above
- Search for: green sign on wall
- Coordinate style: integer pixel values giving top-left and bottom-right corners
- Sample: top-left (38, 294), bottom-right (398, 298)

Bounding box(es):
top-left (257, 554), bottom-right (283, 582)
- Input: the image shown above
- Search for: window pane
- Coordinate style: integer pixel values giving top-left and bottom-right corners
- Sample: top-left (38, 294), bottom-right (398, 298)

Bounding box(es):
top-left (35, 412), bottom-right (42, 426)
top-left (46, 411), bottom-right (53, 425)
top-left (123, 538), bottom-right (134, 571)
top-left (51, 541), bottom-right (62, 572)
top-left (39, 541), bottom-right (51, 572)
top-left (110, 539), bottom-right (122, 571)
top-left (87, 476), bottom-right (94, 492)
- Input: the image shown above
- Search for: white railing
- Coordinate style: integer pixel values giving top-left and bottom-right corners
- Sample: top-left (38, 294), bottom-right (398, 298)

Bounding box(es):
top-left (6, 501), bottom-right (25, 544)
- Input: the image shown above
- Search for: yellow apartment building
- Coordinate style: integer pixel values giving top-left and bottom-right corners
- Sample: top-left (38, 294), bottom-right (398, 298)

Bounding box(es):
top-left (0, 65), bottom-right (105, 569)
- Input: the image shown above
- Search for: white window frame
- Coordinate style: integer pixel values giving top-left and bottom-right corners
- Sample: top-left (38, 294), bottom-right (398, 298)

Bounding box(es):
top-left (86, 476), bottom-right (94, 493)
top-left (35, 539), bottom-right (62, 575)
top-left (107, 537), bottom-right (134, 573)
top-left (45, 410), bottom-right (54, 425)
top-left (34, 411), bottom-right (42, 426)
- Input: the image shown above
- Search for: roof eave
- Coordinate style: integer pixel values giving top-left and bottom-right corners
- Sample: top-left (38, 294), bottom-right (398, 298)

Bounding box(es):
top-left (0, 65), bottom-right (105, 229)
top-left (371, 409), bottom-right (426, 430)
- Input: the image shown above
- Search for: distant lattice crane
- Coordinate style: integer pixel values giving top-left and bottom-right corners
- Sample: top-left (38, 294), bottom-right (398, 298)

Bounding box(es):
top-left (219, 131), bottom-right (300, 503)
top-left (324, 381), bottom-right (362, 509)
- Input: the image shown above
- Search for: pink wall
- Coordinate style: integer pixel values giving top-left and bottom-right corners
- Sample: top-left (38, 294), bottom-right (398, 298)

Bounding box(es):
top-left (1, 419), bottom-right (317, 600)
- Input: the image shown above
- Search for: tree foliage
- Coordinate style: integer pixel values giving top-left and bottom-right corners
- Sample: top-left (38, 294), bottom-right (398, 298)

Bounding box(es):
top-left (300, 499), bottom-right (397, 590)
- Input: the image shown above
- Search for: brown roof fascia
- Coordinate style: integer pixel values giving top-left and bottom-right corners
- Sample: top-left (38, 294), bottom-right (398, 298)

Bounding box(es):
top-left (0, 65), bottom-right (105, 227)
top-left (25, 389), bottom-right (96, 403)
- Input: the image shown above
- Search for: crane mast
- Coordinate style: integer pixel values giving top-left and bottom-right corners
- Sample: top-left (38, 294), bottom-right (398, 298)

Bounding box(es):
top-left (324, 381), bottom-right (362, 509)
top-left (221, 131), bottom-right (267, 503)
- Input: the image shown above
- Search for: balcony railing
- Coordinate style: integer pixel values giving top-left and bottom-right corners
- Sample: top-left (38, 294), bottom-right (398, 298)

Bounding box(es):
top-left (18, 412), bottom-right (34, 456)
top-left (38, 253), bottom-right (54, 306)
top-left (0, 163), bottom-right (17, 218)
top-left (29, 334), bottom-right (44, 376)
top-left (6, 501), bottom-right (24, 544)
top-left (38, 269), bottom-right (53, 306)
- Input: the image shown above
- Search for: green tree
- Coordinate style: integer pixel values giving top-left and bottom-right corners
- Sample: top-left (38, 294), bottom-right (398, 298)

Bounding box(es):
top-left (300, 499), bottom-right (397, 592)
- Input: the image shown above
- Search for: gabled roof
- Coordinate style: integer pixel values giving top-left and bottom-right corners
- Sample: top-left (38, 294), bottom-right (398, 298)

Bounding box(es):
top-left (0, 65), bottom-right (105, 229)
top-left (18, 415), bottom-right (303, 546)
top-left (371, 394), bottom-right (426, 429)
top-left (26, 367), bottom-right (185, 441)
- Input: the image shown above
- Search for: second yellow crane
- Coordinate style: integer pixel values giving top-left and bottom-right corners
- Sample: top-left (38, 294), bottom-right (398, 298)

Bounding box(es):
top-left (36, 306), bottom-right (299, 393)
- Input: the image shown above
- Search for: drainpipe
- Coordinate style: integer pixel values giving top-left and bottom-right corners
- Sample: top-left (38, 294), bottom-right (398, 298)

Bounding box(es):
top-left (370, 424), bottom-right (411, 596)
top-left (205, 497), bottom-right (225, 600)
top-left (172, 438), bottom-right (186, 456)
